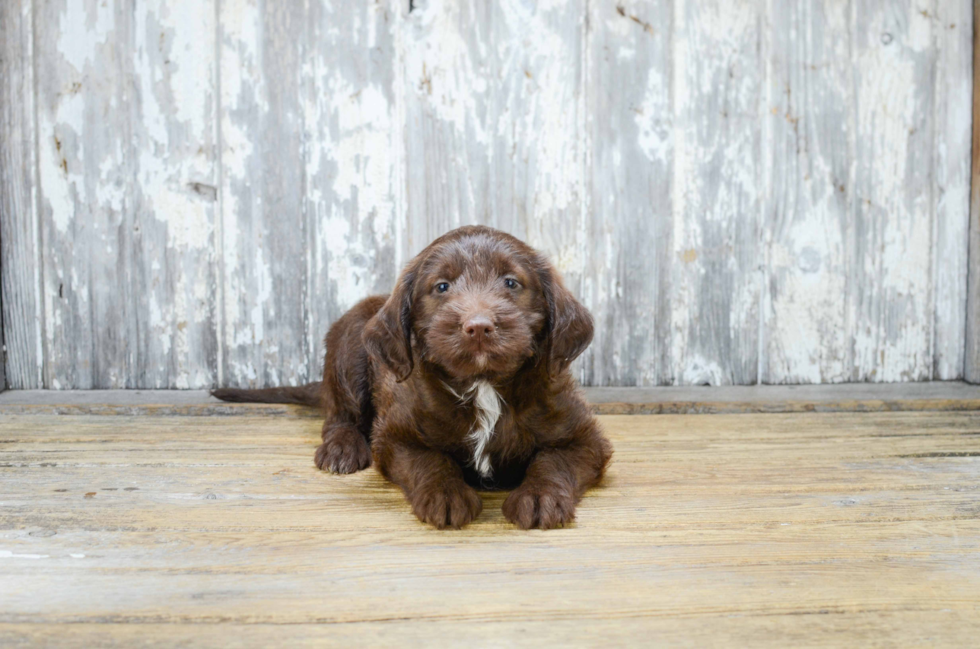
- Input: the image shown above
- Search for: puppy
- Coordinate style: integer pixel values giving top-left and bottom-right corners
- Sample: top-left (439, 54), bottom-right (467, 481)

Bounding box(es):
top-left (213, 226), bottom-right (612, 529)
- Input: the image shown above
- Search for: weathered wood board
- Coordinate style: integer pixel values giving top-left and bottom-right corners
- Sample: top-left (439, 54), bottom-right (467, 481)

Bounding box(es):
top-left (584, 1), bottom-right (672, 387)
top-left (1, 410), bottom-right (978, 645)
top-left (1, 0), bottom-right (42, 390)
top-left (968, 0), bottom-right (980, 385)
top-left (27, 0), bottom-right (221, 389)
top-left (1, 0), bottom-right (975, 388)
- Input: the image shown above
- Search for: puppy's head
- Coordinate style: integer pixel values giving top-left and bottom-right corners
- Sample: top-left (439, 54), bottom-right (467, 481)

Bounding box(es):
top-left (363, 226), bottom-right (593, 381)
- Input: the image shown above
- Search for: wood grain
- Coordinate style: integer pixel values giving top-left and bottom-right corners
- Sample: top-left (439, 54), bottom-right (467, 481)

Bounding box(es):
top-left (763, 0), bottom-right (854, 383)
top-left (764, 0), bottom-right (974, 384)
top-left (0, 0), bottom-right (42, 389)
top-left (302, 0), bottom-right (401, 381)
top-left (933, 0), bottom-right (974, 380)
top-left (131, 0), bottom-right (220, 389)
top-left (1, 411), bottom-right (978, 646)
top-left (218, 0), bottom-right (311, 388)
top-left (849, 0), bottom-right (945, 382)
top-left (968, 0), bottom-right (980, 385)
top-left (218, 0), bottom-right (402, 388)
top-left (402, 0), bottom-right (495, 242)
top-left (670, 0), bottom-right (764, 385)
top-left (2, 614), bottom-right (979, 648)
top-left (33, 0), bottom-right (139, 388)
top-left (29, 0), bottom-right (220, 389)
top-left (401, 0), bottom-right (586, 265)
top-left (583, 0), bottom-right (672, 386)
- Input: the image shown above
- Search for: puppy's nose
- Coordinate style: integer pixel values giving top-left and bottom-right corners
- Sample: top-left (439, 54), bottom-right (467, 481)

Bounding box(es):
top-left (463, 316), bottom-right (495, 341)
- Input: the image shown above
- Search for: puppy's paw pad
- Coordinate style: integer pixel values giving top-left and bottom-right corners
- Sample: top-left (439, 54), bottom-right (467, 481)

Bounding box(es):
top-left (502, 483), bottom-right (576, 530)
top-left (314, 429), bottom-right (371, 474)
top-left (410, 482), bottom-right (482, 529)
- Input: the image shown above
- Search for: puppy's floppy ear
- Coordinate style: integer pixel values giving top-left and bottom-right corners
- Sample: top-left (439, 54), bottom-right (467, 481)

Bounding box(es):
top-left (363, 264), bottom-right (418, 382)
top-left (535, 254), bottom-right (594, 374)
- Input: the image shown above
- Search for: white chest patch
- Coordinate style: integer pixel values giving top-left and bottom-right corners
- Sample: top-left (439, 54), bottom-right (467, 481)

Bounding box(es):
top-left (458, 380), bottom-right (503, 478)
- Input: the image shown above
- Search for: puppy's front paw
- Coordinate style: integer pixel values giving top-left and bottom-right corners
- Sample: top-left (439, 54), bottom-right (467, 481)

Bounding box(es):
top-left (503, 482), bottom-right (576, 530)
top-left (410, 480), bottom-right (482, 529)
top-left (315, 425), bottom-right (371, 474)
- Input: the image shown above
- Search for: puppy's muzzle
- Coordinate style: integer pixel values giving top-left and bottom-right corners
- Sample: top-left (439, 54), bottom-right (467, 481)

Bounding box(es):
top-left (462, 314), bottom-right (495, 349)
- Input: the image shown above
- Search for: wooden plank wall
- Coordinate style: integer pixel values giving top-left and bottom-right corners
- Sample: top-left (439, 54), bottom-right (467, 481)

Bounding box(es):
top-left (0, 0), bottom-right (974, 389)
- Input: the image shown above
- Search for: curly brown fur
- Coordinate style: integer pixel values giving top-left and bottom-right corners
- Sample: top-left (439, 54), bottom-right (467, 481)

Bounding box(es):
top-left (213, 226), bottom-right (612, 529)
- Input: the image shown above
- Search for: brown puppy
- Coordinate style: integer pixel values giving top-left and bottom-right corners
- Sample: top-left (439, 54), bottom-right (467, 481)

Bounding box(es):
top-left (213, 226), bottom-right (612, 529)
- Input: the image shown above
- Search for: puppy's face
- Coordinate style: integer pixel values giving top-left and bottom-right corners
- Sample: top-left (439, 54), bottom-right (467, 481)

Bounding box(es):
top-left (413, 235), bottom-right (546, 378)
top-left (363, 226), bottom-right (594, 383)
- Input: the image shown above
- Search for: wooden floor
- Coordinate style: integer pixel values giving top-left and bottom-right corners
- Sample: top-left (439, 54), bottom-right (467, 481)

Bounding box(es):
top-left (1, 408), bottom-right (979, 646)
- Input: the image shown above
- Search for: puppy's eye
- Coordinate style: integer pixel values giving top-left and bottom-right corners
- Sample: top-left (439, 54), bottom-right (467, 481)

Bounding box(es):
top-left (504, 278), bottom-right (520, 289)
top-left (435, 282), bottom-right (450, 293)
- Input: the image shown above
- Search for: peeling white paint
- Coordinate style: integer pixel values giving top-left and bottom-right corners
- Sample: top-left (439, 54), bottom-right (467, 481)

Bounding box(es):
top-left (635, 67), bottom-right (670, 164)
top-left (57, 1), bottom-right (114, 71)
top-left (405, 0), bottom-right (490, 147)
top-left (0, 550), bottom-right (50, 559)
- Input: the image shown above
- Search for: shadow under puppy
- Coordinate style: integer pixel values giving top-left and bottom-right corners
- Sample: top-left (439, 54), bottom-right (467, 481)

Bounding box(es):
top-left (213, 226), bottom-right (613, 529)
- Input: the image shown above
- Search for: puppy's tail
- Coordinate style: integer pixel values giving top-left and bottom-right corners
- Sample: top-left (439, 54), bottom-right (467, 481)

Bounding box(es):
top-left (210, 382), bottom-right (321, 407)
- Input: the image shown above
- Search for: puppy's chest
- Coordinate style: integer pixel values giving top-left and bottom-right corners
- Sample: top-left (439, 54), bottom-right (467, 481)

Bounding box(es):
top-left (457, 381), bottom-right (525, 479)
